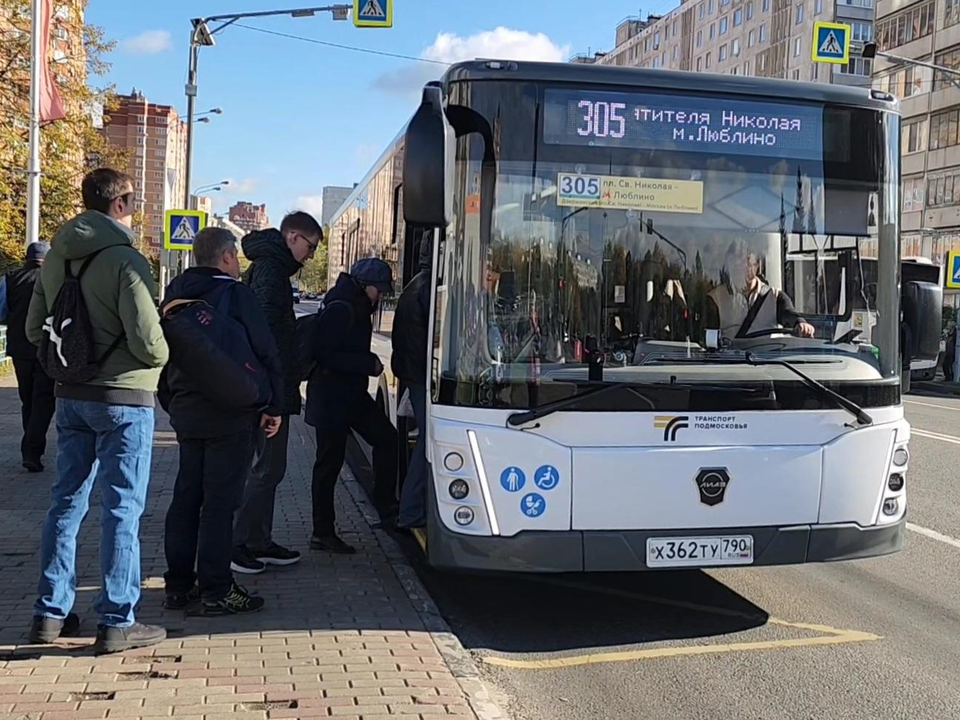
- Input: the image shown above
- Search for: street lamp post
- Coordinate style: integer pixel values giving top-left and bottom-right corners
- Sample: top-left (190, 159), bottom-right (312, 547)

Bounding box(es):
top-left (183, 5), bottom-right (351, 209)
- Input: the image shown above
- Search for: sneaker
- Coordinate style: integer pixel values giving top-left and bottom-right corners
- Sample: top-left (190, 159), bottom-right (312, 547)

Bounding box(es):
top-left (230, 547), bottom-right (266, 575)
top-left (254, 543), bottom-right (301, 567)
top-left (94, 622), bottom-right (166, 655)
top-left (28, 613), bottom-right (80, 644)
top-left (22, 459), bottom-right (43, 473)
top-left (203, 583), bottom-right (265, 616)
top-left (310, 534), bottom-right (356, 555)
top-left (164, 585), bottom-right (200, 611)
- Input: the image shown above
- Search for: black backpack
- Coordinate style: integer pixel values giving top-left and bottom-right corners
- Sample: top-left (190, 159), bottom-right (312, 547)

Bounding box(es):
top-left (296, 299), bottom-right (352, 381)
top-left (161, 283), bottom-right (271, 411)
top-left (38, 248), bottom-right (124, 384)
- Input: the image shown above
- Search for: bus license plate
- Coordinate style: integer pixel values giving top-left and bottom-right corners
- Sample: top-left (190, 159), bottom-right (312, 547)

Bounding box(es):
top-left (646, 535), bottom-right (754, 568)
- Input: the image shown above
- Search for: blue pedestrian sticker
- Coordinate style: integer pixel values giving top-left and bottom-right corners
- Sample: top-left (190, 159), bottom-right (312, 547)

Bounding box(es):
top-left (534, 465), bottom-right (560, 491)
top-left (521, 493), bottom-right (546, 518)
top-left (500, 466), bottom-right (526, 493)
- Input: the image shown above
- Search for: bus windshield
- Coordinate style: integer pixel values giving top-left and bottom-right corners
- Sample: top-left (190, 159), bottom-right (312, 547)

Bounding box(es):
top-left (433, 80), bottom-right (900, 411)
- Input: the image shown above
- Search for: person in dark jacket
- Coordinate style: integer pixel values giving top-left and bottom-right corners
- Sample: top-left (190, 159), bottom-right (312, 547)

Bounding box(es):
top-left (232, 211), bottom-right (322, 574)
top-left (393, 240), bottom-right (432, 529)
top-left (0, 241), bottom-right (54, 472)
top-left (306, 258), bottom-right (398, 554)
top-left (160, 228), bottom-right (283, 615)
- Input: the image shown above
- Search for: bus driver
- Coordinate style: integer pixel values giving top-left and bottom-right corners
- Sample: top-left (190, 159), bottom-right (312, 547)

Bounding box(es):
top-left (708, 253), bottom-right (816, 340)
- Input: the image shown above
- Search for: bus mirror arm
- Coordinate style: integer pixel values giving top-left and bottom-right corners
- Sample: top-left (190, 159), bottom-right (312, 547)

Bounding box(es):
top-left (744, 353), bottom-right (873, 427)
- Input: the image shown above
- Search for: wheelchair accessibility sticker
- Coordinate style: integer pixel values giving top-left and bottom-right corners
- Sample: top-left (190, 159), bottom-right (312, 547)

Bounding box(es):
top-left (534, 465), bottom-right (560, 491)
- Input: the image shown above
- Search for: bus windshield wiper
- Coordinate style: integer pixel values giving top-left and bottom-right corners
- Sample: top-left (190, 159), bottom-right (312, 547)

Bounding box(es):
top-left (743, 352), bottom-right (873, 427)
top-left (507, 383), bottom-right (636, 426)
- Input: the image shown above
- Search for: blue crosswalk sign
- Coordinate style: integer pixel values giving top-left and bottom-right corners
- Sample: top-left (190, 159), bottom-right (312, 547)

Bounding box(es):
top-left (948, 251), bottom-right (960, 289)
top-left (164, 209), bottom-right (207, 251)
top-left (354, 0), bottom-right (392, 27)
top-left (812, 21), bottom-right (850, 65)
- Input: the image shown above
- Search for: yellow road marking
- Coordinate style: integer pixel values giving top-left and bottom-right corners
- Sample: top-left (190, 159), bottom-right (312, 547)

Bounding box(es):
top-left (411, 528), bottom-right (427, 552)
top-left (479, 577), bottom-right (881, 670)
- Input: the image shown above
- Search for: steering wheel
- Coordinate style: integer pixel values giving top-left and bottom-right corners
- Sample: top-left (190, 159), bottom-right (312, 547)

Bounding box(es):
top-left (737, 327), bottom-right (795, 339)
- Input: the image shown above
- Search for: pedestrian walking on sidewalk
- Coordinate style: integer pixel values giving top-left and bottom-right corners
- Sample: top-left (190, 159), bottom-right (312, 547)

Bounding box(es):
top-left (160, 228), bottom-right (284, 614)
top-left (306, 258), bottom-right (398, 554)
top-left (0, 241), bottom-right (55, 473)
top-left (393, 239), bottom-right (433, 529)
top-left (25, 168), bottom-right (169, 654)
top-left (232, 211), bottom-right (322, 575)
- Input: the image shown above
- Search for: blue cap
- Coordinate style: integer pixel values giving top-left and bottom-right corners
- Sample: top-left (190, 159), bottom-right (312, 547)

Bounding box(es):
top-left (26, 242), bottom-right (50, 261)
top-left (350, 258), bottom-right (394, 295)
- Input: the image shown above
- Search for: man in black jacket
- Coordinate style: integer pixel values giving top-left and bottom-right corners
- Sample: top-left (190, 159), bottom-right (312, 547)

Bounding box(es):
top-left (232, 212), bottom-right (322, 574)
top-left (306, 258), bottom-right (397, 554)
top-left (0, 241), bottom-right (54, 472)
top-left (160, 228), bottom-right (283, 615)
top-left (393, 240), bottom-right (432, 529)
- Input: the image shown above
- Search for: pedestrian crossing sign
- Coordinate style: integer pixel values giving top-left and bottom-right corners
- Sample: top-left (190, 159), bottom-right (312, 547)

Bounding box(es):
top-left (164, 209), bottom-right (207, 251)
top-left (948, 251), bottom-right (960, 289)
top-left (812, 21), bottom-right (850, 64)
top-left (353, 0), bottom-right (392, 27)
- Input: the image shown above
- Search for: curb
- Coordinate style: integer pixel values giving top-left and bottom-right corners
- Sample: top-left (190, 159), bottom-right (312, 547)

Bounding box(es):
top-left (340, 464), bottom-right (511, 720)
top-left (910, 381), bottom-right (960, 398)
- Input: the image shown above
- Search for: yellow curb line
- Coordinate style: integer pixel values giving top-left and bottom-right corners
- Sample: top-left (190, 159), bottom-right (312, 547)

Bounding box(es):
top-left (478, 576), bottom-right (882, 670)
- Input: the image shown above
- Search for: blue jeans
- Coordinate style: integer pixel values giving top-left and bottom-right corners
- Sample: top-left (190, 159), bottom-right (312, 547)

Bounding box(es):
top-left (398, 385), bottom-right (429, 528)
top-left (35, 399), bottom-right (155, 627)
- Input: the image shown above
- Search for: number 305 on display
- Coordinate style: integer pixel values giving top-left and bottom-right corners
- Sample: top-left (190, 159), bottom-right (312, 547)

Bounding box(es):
top-left (558, 173), bottom-right (601, 201)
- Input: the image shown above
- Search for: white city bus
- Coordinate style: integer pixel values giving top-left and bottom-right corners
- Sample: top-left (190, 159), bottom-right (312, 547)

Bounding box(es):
top-left (328, 61), bottom-right (941, 571)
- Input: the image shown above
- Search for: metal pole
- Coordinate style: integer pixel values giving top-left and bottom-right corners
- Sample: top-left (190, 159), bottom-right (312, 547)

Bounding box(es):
top-left (25, 0), bottom-right (42, 249)
top-left (184, 37), bottom-right (199, 209)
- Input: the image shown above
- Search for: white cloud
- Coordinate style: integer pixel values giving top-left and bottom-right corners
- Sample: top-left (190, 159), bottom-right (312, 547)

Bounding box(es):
top-left (295, 195), bottom-right (324, 221)
top-left (120, 30), bottom-right (172, 55)
top-left (373, 27), bottom-right (570, 97)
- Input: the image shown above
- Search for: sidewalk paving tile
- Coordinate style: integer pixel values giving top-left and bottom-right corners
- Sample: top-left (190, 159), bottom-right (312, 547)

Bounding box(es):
top-left (0, 374), bottom-right (480, 719)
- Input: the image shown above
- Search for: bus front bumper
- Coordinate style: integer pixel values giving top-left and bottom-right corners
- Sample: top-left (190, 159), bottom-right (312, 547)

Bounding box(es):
top-left (426, 511), bottom-right (906, 572)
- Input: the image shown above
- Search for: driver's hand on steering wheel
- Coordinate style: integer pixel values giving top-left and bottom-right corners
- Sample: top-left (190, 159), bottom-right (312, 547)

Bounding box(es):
top-left (796, 321), bottom-right (816, 339)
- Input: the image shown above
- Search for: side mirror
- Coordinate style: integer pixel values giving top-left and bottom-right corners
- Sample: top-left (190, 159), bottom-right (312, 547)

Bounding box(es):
top-left (903, 280), bottom-right (943, 362)
top-left (403, 84), bottom-right (455, 228)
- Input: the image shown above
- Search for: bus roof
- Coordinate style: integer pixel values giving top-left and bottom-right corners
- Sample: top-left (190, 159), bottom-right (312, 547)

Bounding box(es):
top-left (441, 60), bottom-right (899, 113)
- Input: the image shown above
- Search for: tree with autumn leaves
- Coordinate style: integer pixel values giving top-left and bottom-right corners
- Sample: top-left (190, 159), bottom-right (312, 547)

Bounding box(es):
top-left (0, 0), bottom-right (126, 274)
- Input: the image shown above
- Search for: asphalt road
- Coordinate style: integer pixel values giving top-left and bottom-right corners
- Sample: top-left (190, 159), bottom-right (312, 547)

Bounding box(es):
top-left (385, 393), bottom-right (960, 720)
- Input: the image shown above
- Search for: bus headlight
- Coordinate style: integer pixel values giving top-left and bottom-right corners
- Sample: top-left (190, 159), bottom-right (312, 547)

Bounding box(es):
top-left (454, 506), bottom-right (475, 526)
top-left (888, 474), bottom-right (905, 492)
top-left (893, 448), bottom-right (909, 467)
top-left (449, 479), bottom-right (470, 500)
top-left (882, 498), bottom-right (900, 517)
top-left (444, 452), bottom-right (464, 472)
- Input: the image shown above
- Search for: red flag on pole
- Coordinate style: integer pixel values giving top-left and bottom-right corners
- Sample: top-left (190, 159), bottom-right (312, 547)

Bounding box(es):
top-left (38, 0), bottom-right (65, 122)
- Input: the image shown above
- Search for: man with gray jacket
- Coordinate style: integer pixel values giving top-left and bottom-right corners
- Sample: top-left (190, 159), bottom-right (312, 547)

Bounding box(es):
top-left (26, 168), bottom-right (169, 654)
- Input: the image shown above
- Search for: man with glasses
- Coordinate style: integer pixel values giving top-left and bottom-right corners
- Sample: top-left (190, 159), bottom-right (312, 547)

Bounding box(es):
top-left (232, 211), bottom-right (323, 575)
top-left (26, 168), bottom-right (170, 653)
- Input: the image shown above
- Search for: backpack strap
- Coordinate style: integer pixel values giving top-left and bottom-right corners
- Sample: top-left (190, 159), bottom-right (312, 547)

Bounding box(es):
top-left (74, 247), bottom-right (114, 280)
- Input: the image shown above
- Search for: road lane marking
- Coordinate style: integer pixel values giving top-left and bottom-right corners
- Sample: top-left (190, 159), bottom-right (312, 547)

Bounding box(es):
top-left (905, 399), bottom-right (960, 412)
top-left (907, 522), bottom-right (960, 550)
top-left (481, 627), bottom-right (881, 669)
top-left (479, 577), bottom-right (881, 670)
top-left (912, 428), bottom-right (960, 446)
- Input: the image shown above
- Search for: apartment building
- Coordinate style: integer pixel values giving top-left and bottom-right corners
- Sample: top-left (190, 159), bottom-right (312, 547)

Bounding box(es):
top-left (592, 0), bottom-right (875, 87)
top-left (876, 0), bottom-right (960, 268)
top-left (229, 201), bottom-right (270, 234)
top-left (103, 91), bottom-right (188, 251)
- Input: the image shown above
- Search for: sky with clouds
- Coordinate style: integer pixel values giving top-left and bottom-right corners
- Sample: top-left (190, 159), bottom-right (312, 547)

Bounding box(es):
top-left (87, 1), bottom-right (642, 224)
